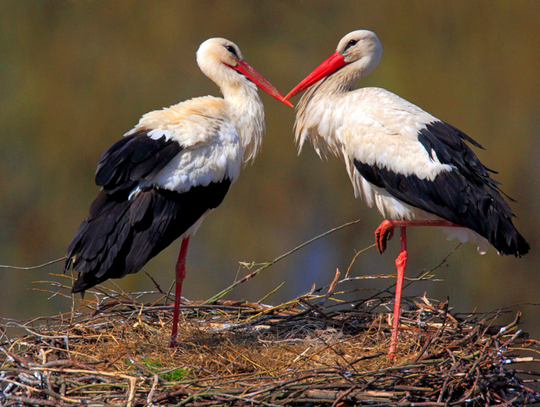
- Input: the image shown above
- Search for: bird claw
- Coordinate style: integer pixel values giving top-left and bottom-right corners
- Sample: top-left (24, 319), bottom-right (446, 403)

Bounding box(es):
top-left (375, 220), bottom-right (395, 254)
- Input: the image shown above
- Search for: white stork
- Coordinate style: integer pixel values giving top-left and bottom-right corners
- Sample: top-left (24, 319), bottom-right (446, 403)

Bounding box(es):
top-left (65, 38), bottom-right (292, 347)
top-left (285, 30), bottom-right (529, 357)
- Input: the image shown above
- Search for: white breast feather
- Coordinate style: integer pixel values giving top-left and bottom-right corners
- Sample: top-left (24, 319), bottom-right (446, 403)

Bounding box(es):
top-left (125, 96), bottom-right (243, 193)
top-left (300, 88), bottom-right (453, 210)
top-left (296, 87), bottom-right (490, 253)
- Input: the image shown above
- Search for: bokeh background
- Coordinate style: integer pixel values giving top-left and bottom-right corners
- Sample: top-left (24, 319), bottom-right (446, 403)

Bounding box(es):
top-left (1, 1), bottom-right (539, 337)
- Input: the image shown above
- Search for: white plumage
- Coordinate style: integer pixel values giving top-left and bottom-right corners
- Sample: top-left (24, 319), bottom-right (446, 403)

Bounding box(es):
top-left (65, 37), bottom-right (290, 347)
top-left (287, 30), bottom-right (528, 257)
top-left (128, 99), bottom-right (244, 200)
top-left (286, 30), bottom-right (528, 357)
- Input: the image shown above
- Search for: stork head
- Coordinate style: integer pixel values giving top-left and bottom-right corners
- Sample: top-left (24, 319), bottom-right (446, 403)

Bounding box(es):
top-left (285, 30), bottom-right (383, 100)
top-left (197, 38), bottom-right (292, 107)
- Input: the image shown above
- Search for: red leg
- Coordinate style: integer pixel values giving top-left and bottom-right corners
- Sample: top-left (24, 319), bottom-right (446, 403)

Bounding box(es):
top-left (375, 219), bottom-right (463, 359)
top-left (169, 236), bottom-right (190, 348)
top-left (389, 227), bottom-right (407, 359)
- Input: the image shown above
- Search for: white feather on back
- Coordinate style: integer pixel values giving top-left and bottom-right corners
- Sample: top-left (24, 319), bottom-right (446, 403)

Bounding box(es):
top-left (126, 96), bottom-right (243, 193)
top-left (296, 85), bottom-right (490, 253)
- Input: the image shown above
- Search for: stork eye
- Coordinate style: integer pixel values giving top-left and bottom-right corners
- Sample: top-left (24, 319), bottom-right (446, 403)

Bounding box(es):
top-left (224, 45), bottom-right (239, 58)
top-left (344, 39), bottom-right (358, 51)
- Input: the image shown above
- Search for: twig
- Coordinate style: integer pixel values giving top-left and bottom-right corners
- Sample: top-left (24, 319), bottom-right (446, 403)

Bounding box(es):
top-left (0, 256), bottom-right (67, 270)
top-left (126, 376), bottom-right (137, 407)
top-left (142, 267), bottom-right (165, 294)
top-left (147, 374), bottom-right (159, 405)
top-left (2, 244), bottom-right (540, 406)
top-left (203, 219), bottom-right (361, 304)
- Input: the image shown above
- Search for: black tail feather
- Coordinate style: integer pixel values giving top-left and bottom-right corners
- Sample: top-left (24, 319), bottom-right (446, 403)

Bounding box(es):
top-left (65, 180), bottom-right (231, 293)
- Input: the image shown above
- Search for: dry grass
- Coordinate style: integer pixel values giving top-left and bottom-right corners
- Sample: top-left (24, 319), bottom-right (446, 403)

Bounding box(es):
top-left (1, 223), bottom-right (540, 406)
top-left (2, 270), bottom-right (540, 406)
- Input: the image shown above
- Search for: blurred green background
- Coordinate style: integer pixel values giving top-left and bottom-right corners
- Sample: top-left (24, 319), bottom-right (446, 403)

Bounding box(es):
top-left (1, 1), bottom-right (539, 337)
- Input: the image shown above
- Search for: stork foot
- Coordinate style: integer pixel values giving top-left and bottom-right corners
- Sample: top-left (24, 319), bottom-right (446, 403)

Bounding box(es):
top-left (375, 220), bottom-right (395, 254)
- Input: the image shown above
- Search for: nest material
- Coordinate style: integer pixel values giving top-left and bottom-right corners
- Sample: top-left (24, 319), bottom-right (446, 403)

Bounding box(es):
top-left (1, 275), bottom-right (540, 407)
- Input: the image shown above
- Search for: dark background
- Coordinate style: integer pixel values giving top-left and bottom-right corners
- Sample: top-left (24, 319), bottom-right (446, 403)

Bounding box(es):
top-left (1, 1), bottom-right (539, 337)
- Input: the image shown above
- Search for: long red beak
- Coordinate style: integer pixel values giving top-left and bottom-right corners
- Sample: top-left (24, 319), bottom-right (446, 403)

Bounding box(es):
top-left (285, 52), bottom-right (346, 100)
top-left (234, 60), bottom-right (294, 107)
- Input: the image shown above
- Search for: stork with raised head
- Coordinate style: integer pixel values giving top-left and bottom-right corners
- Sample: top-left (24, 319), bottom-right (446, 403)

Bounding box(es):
top-left (65, 37), bottom-right (292, 347)
top-left (285, 30), bottom-right (529, 358)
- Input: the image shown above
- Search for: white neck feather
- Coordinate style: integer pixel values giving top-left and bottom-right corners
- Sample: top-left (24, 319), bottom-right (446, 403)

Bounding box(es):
top-left (294, 56), bottom-right (377, 159)
top-left (222, 80), bottom-right (265, 165)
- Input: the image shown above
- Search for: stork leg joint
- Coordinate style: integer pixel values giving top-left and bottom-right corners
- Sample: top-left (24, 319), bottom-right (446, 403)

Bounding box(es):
top-left (375, 219), bottom-right (396, 254)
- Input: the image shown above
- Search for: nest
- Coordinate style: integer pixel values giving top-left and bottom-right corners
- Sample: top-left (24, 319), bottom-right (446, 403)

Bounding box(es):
top-left (2, 271), bottom-right (540, 407)
top-left (1, 223), bottom-right (540, 406)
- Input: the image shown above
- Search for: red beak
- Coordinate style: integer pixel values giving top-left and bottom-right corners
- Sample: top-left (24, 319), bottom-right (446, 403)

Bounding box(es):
top-left (234, 60), bottom-right (294, 107)
top-left (285, 52), bottom-right (346, 100)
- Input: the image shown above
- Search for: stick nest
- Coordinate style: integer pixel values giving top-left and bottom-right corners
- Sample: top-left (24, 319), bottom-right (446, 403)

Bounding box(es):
top-left (2, 274), bottom-right (540, 407)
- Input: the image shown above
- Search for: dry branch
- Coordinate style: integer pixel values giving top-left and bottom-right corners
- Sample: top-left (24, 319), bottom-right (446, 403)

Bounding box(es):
top-left (2, 278), bottom-right (539, 406)
top-left (1, 224), bottom-right (539, 405)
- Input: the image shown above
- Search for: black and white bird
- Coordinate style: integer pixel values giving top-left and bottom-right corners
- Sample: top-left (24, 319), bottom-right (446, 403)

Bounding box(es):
top-left (64, 37), bottom-right (292, 347)
top-left (285, 30), bottom-right (529, 357)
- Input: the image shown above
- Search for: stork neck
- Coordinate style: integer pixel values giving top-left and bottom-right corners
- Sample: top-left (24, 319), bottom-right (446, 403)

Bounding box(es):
top-left (295, 66), bottom-right (367, 160)
top-left (319, 65), bottom-right (367, 96)
top-left (223, 82), bottom-right (265, 164)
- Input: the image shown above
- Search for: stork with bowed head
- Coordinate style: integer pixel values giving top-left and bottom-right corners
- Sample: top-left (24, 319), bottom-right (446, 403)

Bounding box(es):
top-left (285, 30), bottom-right (529, 358)
top-left (65, 38), bottom-right (292, 347)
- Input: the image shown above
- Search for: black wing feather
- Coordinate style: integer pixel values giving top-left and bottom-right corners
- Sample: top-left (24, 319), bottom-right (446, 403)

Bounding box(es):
top-left (67, 181), bottom-right (231, 293)
top-left (65, 129), bottom-right (232, 293)
top-left (95, 130), bottom-right (182, 194)
top-left (354, 121), bottom-right (529, 257)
